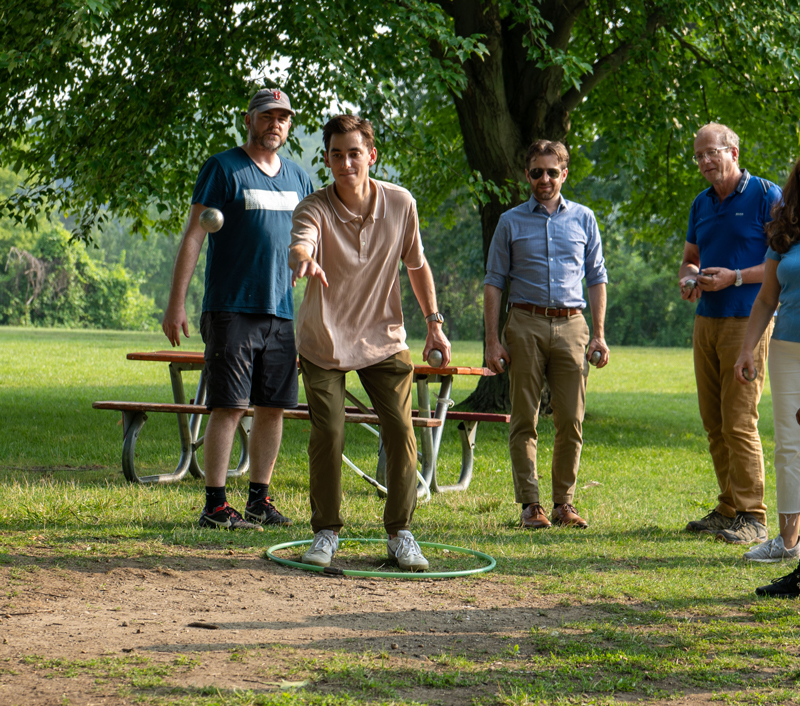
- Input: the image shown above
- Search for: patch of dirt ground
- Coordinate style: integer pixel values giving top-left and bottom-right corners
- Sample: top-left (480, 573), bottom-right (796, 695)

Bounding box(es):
top-left (0, 550), bottom-right (738, 705)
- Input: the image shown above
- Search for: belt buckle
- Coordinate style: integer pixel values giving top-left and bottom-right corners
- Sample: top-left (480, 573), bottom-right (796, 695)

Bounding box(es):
top-left (544, 307), bottom-right (560, 317)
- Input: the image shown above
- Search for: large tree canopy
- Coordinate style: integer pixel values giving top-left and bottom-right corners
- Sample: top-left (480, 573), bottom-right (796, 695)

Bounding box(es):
top-left (3, 0), bottom-right (800, 407)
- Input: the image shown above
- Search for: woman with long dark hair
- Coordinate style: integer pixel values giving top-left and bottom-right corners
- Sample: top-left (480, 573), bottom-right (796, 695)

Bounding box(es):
top-left (735, 158), bottom-right (800, 594)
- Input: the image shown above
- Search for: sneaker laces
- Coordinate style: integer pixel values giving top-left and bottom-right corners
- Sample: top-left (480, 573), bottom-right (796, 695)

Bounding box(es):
top-left (770, 564), bottom-right (800, 587)
top-left (391, 533), bottom-right (424, 561)
top-left (310, 530), bottom-right (338, 553)
top-left (728, 514), bottom-right (749, 532)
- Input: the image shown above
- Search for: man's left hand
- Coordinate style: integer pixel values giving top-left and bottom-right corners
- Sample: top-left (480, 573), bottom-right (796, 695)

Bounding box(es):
top-left (586, 337), bottom-right (610, 369)
top-left (696, 267), bottom-right (735, 292)
top-left (423, 327), bottom-right (451, 368)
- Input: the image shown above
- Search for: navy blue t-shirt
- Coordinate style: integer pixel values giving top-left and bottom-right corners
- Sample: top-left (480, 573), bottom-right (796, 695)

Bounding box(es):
top-left (686, 170), bottom-right (781, 318)
top-left (192, 147), bottom-right (313, 317)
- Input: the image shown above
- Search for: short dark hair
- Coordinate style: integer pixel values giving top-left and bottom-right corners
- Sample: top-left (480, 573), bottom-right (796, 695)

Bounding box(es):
top-left (323, 114), bottom-right (375, 152)
top-left (525, 140), bottom-right (569, 171)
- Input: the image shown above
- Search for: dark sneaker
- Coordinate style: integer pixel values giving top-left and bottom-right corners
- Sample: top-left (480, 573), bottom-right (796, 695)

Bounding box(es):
top-left (244, 497), bottom-right (293, 526)
top-left (199, 502), bottom-right (263, 531)
top-left (715, 513), bottom-right (767, 545)
top-left (756, 564), bottom-right (800, 598)
top-left (686, 510), bottom-right (735, 534)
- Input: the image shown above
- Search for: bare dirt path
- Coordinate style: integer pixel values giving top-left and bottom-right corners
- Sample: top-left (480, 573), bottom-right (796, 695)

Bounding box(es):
top-left (0, 550), bottom-right (728, 705)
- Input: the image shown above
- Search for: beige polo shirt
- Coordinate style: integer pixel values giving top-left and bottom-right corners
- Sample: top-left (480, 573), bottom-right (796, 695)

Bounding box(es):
top-left (290, 178), bottom-right (425, 370)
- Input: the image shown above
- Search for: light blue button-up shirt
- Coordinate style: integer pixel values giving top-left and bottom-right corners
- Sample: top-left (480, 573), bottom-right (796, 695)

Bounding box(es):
top-left (484, 195), bottom-right (607, 309)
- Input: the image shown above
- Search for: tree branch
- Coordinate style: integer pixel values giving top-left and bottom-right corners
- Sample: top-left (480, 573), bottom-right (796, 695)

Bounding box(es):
top-left (562, 9), bottom-right (667, 113)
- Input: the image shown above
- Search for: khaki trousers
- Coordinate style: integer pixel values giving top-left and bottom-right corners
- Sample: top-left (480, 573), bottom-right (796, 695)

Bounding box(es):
top-left (503, 307), bottom-right (590, 505)
top-left (299, 351), bottom-right (417, 534)
top-left (693, 315), bottom-right (771, 524)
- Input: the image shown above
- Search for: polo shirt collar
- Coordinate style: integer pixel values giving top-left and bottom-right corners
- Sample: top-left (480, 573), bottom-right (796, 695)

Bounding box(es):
top-left (705, 169), bottom-right (750, 201)
top-left (326, 178), bottom-right (386, 223)
top-left (736, 169), bottom-right (751, 194)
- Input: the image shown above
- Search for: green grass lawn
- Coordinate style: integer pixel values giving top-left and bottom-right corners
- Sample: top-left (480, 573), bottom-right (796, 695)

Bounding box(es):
top-left (1, 326), bottom-right (798, 706)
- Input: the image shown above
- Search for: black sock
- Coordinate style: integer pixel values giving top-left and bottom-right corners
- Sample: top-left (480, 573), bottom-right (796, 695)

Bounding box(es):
top-left (205, 486), bottom-right (227, 512)
top-left (554, 503), bottom-right (563, 509)
top-left (522, 503), bottom-right (530, 510)
top-left (248, 482), bottom-right (270, 506)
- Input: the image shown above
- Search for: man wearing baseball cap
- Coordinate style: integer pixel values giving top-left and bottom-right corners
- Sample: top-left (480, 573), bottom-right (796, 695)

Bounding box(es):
top-left (163, 87), bottom-right (313, 530)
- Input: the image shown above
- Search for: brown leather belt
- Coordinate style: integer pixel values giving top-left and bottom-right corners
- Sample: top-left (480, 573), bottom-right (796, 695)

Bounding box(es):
top-left (511, 303), bottom-right (581, 318)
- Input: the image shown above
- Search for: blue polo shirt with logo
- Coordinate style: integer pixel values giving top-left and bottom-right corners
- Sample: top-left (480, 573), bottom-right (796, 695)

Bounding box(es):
top-left (686, 169), bottom-right (781, 318)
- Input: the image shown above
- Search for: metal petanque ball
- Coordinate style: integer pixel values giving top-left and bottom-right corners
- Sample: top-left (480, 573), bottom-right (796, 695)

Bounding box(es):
top-left (427, 349), bottom-right (444, 368)
top-left (589, 350), bottom-right (601, 366)
top-left (743, 367), bottom-right (757, 382)
top-left (683, 278), bottom-right (697, 291)
top-left (199, 208), bottom-right (225, 233)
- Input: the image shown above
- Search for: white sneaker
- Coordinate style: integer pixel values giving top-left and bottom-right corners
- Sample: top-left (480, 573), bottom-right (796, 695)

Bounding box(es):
top-left (743, 535), bottom-right (800, 563)
top-left (302, 530), bottom-right (339, 567)
top-left (387, 530), bottom-right (429, 571)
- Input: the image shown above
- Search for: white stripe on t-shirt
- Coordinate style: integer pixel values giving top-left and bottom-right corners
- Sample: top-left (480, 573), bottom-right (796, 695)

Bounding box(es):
top-left (243, 189), bottom-right (300, 211)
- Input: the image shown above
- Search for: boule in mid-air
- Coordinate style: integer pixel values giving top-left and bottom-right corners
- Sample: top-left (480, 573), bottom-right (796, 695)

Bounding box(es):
top-left (199, 207), bottom-right (225, 233)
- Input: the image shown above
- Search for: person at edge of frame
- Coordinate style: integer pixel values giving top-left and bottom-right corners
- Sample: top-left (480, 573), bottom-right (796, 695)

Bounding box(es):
top-left (733, 157), bottom-right (800, 593)
top-left (162, 88), bottom-right (313, 531)
top-left (679, 122), bottom-right (781, 547)
top-left (483, 139), bottom-right (609, 531)
top-left (288, 114), bottom-right (451, 572)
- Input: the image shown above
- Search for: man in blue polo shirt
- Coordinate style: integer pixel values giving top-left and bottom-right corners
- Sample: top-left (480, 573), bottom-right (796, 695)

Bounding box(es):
top-left (163, 88), bottom-right (313, 531)
top-left (485, 139), bottom-right (609, 531)
top-left (679, 122), bottom-right (780, 545)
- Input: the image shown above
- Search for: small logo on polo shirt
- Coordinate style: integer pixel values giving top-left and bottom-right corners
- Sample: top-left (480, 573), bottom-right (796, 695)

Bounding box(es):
top-left (736, 212), bottom-right (744, 216)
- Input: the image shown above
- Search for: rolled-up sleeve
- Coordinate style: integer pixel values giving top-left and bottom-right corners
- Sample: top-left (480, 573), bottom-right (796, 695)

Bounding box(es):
top-left (583, 213), bottom-right (608, 287)
top-left (484, 216), bottom-right (511, 290)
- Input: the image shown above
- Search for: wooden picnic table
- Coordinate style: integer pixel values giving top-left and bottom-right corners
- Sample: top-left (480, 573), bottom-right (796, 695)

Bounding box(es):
top-left (95, 351), bottom-right (505, 492)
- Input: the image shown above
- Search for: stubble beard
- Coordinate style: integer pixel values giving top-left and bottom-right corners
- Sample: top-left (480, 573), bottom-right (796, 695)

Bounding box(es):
top-left (252, 129), bottom-right (286, 153)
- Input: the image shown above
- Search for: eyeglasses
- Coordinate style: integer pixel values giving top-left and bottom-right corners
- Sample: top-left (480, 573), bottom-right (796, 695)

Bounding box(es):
top-left (692, 146), bottom-right (732, 163)
top-left (528, 167), bottom-right (563, 180)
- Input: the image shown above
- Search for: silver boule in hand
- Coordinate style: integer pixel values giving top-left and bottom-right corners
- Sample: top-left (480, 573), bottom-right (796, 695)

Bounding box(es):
top-left (427, 349), bottom-right (444, 368)
top-left (199, 208), bottom-right (225, 233)
top-left (589, 350), bottom-right (601, 366)
top-left (743, 367), bottom-right (757, 382)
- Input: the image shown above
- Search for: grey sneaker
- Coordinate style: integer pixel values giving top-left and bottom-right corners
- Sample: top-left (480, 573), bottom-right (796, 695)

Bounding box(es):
top-left (744, 536), bottom-right (800, 563)
top-left (715, 513), bottom-right (768, 545)
top-left (686, 510), bottom-right (735, 534)
top-left (387, 530), bottom-right (429, 572)
top-left (301, 530), bottom-right (339, 567)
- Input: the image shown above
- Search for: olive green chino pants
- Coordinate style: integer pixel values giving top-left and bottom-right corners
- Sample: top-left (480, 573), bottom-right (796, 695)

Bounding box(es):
top-left (300, 351), bottom-right (418, 535)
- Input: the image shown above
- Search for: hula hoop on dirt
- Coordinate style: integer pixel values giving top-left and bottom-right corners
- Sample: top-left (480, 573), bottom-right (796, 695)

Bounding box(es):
top-left (265, 538), bottom-right (496, 579)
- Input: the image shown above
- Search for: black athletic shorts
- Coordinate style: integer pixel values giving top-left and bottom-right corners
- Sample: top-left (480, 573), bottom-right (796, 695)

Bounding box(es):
top-left (199, 311), bottom-right (298, 409)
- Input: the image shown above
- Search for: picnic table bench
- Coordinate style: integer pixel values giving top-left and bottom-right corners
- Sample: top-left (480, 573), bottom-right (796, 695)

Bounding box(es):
top-left (93, 351), bottom-right (508, 494)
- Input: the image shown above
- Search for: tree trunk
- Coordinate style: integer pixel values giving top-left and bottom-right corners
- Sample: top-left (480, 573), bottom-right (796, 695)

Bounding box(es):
top-left (444, 4), bottom-right (571, 412)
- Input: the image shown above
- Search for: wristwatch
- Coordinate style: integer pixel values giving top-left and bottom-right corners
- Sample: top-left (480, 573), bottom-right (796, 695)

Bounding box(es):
top-left (735, 269), bottom-right (743, 287)
top-left (425, 312), bottom-right (445, 325)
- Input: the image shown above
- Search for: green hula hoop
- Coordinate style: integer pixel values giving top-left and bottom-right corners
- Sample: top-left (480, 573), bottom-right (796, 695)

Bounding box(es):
top-left (265, 538), bottom-right (496, 579)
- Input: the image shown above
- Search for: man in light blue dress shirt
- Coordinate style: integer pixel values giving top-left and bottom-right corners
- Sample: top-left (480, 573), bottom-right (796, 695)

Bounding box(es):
top-left (484, 139), bottom-right (609, 530)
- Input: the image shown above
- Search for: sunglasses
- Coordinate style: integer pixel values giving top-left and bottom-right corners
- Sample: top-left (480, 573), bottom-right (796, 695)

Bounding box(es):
top-left (528, 167), bottom-right (563, 180)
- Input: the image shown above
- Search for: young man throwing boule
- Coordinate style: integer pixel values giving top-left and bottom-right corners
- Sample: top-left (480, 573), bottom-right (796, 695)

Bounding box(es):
top-left (289, 114), bottom-right (450, 571)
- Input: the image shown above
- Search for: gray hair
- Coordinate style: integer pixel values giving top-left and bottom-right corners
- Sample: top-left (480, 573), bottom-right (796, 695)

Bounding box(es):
top-left (696, 122), bottom-right (740, 150)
